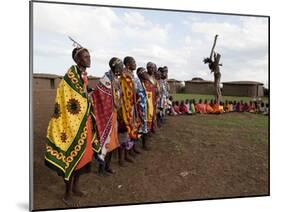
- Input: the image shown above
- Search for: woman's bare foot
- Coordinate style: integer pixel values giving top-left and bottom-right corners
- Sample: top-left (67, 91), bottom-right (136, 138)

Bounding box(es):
top-left (62, 196), bottom-right (80, 207)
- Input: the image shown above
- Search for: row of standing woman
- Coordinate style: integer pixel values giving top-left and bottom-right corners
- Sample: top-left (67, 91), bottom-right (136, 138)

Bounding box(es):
top-left (44, 47), bottom-right (170, 206)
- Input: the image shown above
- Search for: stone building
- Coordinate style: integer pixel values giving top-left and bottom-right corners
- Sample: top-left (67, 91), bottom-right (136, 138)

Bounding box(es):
top-left (184, 77), bottom-right (215, 95)
top-left (222, 81), bottom-right (264, 97)
top-left (167, 79), bottom-right (183, 93)
top-left (33, 73), bottom-right (62, 90)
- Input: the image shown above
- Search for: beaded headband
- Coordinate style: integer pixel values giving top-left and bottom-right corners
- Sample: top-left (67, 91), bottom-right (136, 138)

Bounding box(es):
top-left (68, 36), bottom-right (88, 60)
top-left (137, 69), bottom-right (146, 75)
top-left (112, 58), bottom-right (122, 67)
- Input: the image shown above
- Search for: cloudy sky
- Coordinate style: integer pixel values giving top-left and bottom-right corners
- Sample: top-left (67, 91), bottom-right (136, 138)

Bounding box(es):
top-left (33, 2), bottom-right (269, 87)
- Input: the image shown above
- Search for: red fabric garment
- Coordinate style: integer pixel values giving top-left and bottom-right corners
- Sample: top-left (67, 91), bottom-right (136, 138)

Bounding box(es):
top-left (196, 103), bottom-right (206, 113)
top-left (205, 104), bottom-right (214, 113)
top-left (173, 105), bottom-right (181, 114)
top-left (195, 104), bottom-right (199, 113)
top-left (237, 103), bottom-right (244, 112)
top-left (92, 79), bottom-right (113, 146)
top-left (243, 104), bottom-right (250, 112)
top-left (179, 104), bottom-right (188, 113)
top-left (92, 73), bottom-right (120, 156)
top-left (212, 104), bottom-right (221, 114)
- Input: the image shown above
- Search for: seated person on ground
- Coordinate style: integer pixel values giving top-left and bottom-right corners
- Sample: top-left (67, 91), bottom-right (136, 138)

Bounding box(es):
top-left (248, 101), bottom-right (256, 113)
top-left (184, 99), bottom-right (192, 114)
top-left (179, 100), bottom-right (188, 114)
top-left (219, 101), bottom-right (225, 113)
top-left (232, 100), bottom-right (237, 112)
top-left (174, 101), bottom-right (181, 114)
top-left (195, 99), bottom-right (206, 114)
top-left (212, 100), bottom-right (224, 114)
top-left (257, 102), bottom-right (265, 114)
top-left (243, 102), bottom-right (250, 112)
top-left (254, 100), bottom-right (258, 112)
top-left (264, 103), bottom-right (269, 115)
top-left (222, 100), bottom-right (228, 112)
top-left (237, 100), bottom-right (244, 112)
top-left (209, 99), bottom-right (214, 108)
top-left (167, 96), bottom-right (173, 115)
top-left (170, 101), bottom-right (180, 115)
top-left (228, 101), bottom-right (233, 112)
top-left (189, 99), bottom-right (196, 114)
top-left (204, 99), bottom-right (214, 114)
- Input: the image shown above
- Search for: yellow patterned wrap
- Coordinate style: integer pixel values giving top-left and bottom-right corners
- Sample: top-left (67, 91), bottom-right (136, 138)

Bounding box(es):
top-left (45, 65), bottom-right (95, 181)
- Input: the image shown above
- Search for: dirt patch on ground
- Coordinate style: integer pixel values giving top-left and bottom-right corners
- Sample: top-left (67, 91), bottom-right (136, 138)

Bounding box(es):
top-left (32, 113), bottom-right (268, 210)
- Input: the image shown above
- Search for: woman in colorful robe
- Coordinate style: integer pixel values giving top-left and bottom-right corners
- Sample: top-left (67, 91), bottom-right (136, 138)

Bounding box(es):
top-left (45, 47), bottom-right (100, 206)
top-left (227, 101), bottom-right (234, 112)
top-left (144, 62), bottom-right (157, 131)
top-left (118, 56), bottom-right (141, 164)
top-left (136, 67), bottom-right (150, 150)
top-left (184, 99), bottom-right (191, 114)
top-left (167, 96), bottom-right (173, 115)
top-left (136, 67), bottom-right (148, 135)
top-left (195, 99), bottom-right (206, 114)
top-left (92, 57), bottom-right (123, 174)
top-left (189, 99), bottom-right (196, 114)
top-left (179, 100), bottom-right (188, 114)
top-left (142, 78), bottom-right (156, 130)
top-left (169, 101), bottom-right (179, 115)
top-left (159, 67), bottom-right (169, 121)
top-left (161, 66), bottom-right (170, 116)
top-left (257, 102), bottom-right (266, 114)
top-left (248, 101), bottom-right (256, 113)
top-left (204, 99), bottom-right (214, 114)
top-left (173, 101), bottom-right (181, 114)
top-left (243, 102), bottom-right (250, 112)
top-left (219, 101), bottom-right (225, 113)
top-left (154, 69), bottom-right (162, 127)
top-left (232, 100), bottom-right (238, 112)
top-left (237, 100), bottom-right (244, 112)
top-left (212, 99), bottom-right (224, 114)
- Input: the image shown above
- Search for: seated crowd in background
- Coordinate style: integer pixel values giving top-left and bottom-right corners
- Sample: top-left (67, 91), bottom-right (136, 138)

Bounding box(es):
top-left (167, 98), bottom-right (269, 116)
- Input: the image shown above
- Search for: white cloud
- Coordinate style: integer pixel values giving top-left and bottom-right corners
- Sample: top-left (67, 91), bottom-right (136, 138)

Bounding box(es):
top-left (191, 17), bottom-right (268, 51)
top-left (33, 3), bottom-right (268, 86)
top-left (123, 11), bottom-right (147, 27)
top-left (33, 3), bottom-right (172, 76)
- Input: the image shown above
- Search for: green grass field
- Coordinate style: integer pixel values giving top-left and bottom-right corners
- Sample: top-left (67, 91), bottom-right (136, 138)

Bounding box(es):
top-left (172, 93), bottom-right (269, 103)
